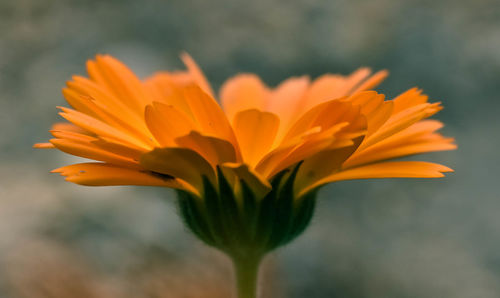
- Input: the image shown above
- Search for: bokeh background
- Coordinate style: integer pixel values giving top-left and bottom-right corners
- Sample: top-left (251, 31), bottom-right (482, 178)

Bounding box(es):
top-left (1, 0), bottom-right (499, 297)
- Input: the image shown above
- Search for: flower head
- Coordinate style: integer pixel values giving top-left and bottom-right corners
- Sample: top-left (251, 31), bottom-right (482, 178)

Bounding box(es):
top-left (35, 54), bottom-right (455, 255)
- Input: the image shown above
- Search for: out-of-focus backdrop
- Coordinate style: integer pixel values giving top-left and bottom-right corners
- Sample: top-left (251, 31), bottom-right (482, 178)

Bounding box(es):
top-left (1, 0), bottom-right (499, 297)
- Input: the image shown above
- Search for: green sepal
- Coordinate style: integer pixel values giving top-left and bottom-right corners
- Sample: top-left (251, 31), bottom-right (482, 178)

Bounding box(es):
top-left (176, 163), bottom-right (317, 257)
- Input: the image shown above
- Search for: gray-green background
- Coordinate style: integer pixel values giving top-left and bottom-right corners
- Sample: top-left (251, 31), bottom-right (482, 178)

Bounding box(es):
top-left (1, 0), bottom-right (499, 297)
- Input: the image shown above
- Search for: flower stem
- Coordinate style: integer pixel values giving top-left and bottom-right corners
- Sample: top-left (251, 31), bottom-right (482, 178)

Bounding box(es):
top-left (232, 253), bottom-right (263, 298)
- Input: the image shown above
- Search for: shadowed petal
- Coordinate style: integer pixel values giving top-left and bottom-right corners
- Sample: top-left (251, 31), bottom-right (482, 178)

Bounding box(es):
top-left (140, 147), bottom-right (216, 196)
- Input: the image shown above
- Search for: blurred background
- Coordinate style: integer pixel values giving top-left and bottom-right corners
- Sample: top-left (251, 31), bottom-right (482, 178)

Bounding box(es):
top-left (1, 0), bottom-right (499, 297)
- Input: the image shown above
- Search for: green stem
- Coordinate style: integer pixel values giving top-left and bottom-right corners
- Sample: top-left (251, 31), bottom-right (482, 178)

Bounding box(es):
top-left (232, 253), bottom-right (263, 298)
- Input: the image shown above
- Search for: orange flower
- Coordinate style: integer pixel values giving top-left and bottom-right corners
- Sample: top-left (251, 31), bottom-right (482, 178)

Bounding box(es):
top-left (35, 54), bottom-right (456, 298)
top-left (35, 54), bottom-right (455, 198)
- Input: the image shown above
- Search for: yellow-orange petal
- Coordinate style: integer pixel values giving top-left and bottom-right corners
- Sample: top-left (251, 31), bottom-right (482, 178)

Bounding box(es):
top-left (140, 147), bottom-right (215, 196)
top-left (232, 109), bottom-right (280, 167)
top-left (52, 163), bottom-right (186, 189)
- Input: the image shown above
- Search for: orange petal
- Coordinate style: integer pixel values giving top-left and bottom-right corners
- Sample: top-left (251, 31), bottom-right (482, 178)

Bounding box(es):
top-left (175, 131), bottom-right (237, 165)
top-left (349, 91), bottom-right (393, 136)
top-left (87, 55), bottom-right (152, 112)
top-left (368, 120), bottom-right (446, 149)
top-left (364, 101), bottom-right (394, 136)
top-left (33, 143), bottom-right (55, 149)
top-left (268, 123), bottom-right (351, 178)
top-left (255, 127), bottom-right (326, 177)
top-left (232, 109), bottom-right (280, 167)
top-left (345, 138), bottom-right (456, 168)
top-left (180, 52), bottom-right (214, 97)
top-left (145, 102), bottom-right (196, 147)
top-left (50, 129), bottom-right (96, 142)
top-left (294, 137), bottom-right (364, 195)
top-left (63, 87), bottom-right (155, 145)
top-left (349, 69), bottom-right (389, 94)
top-left (392, 88), bottom-right (429, 114)
top-left (349, 91), bottom-right (385, 114)
top-left (361, 103), bottom-right (441, 149)
top-left (58, 107), bottom-right (152, 150)
top-left (50, 138), bottom-right (139, 168)
top-left (62, 87), bottom-right (101, 119)
top-left (92, 136), bottom-right (144, 161)
top-left (304, 74), bottom-right (346, 108)
top-left (335, 67), bottom-right (372, 96)
top-left (284, 100), bottom-right (356, 142)
top-left (52, 163), bottom-right (186, 189)
top-left (221, 162), bottom-right (272, 199)
top-left (298, 161), bottom-right (453, 197)
top-left (266, 76), bottom-right (310, 136)
top-left (182, 86), bottom-right (238, 147)
top-left (348, 91), bottom-right (393, 136)
top-left (51, 122), bottom-right (92, 135)
top-left (140, 147), bottom-right (215, 196)
top-left (143, 74), bottom-right (196, 116)
top-left (68, 76), bottom-right (146, 127)
top-left (345, 119), bottom-right (456, 168)
top-left (220, 74), bottom-right (269, 122)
